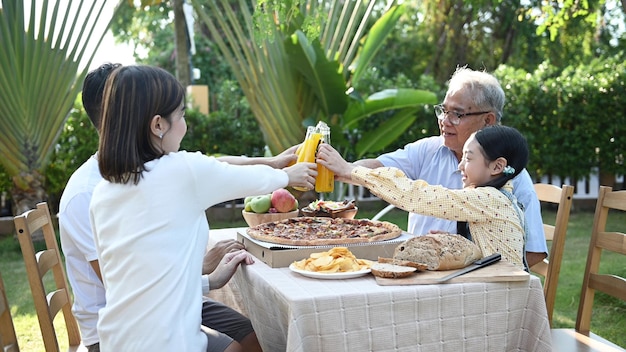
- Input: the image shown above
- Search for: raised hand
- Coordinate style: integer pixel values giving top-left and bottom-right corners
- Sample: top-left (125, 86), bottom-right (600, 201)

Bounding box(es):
top-left (283, 161), bottom-right (317, 190)
top-left (316, 144), bottom-right (356, 183)
top-left (269, 144), bottom-right (300, 169)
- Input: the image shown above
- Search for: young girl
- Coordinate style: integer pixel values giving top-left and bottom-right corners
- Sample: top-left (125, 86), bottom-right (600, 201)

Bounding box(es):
top-left (89, 65), bottom-right (316, 352)
top-left (317, 125), bottom-right (529, 270)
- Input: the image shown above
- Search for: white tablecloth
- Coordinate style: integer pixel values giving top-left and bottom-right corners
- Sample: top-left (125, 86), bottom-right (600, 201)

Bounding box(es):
top-left (210, 228), bottom-right (552, 352)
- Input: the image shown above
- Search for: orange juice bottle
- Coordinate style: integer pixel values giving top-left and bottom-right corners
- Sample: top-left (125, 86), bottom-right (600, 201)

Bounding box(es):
top-left (314, 122), bottom-right (334, 193)
top-left (293, 126), bottom-right (321, 191)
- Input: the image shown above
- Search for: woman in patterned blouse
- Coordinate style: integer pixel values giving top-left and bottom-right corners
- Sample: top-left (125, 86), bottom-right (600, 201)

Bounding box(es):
top-left (317, 125), bottom-right (529, 270)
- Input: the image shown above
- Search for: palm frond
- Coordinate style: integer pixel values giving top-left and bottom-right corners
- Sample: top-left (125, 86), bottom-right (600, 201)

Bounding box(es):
top-left (193, 0), bottom-right (303, 152)
top-left (191, 0), bottom-right (437, 160)
top-left (0, 0), bottom-right (121, 181)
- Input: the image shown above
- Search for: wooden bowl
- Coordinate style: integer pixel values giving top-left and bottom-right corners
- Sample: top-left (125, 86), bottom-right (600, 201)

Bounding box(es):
top-left (242, 210), bottom-right (299, 227)
top-left (300, 207), bottom-right (358, 219)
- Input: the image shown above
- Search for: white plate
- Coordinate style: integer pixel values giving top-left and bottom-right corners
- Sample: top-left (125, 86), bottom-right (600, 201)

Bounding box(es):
top-left (288, 263), bottom-right (371, 279)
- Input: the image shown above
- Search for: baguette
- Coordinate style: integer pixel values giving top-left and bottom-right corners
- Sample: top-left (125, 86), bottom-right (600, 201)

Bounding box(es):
top-left (393, 233), bottom-right (482, 271)
top-left (370, 262), bottom-right (417, 278)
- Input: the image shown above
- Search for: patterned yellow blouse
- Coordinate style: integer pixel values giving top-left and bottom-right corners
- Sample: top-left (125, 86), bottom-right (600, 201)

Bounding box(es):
top-left (352, 166), bottom-right (524, 268)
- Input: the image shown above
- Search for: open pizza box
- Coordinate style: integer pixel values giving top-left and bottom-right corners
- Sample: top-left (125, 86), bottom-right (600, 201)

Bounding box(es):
top-left (237, 230), bottom-right (413, 268)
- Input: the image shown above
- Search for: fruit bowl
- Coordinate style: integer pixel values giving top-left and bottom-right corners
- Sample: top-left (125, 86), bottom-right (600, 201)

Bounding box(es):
top-left (242, 210), bottom-right (299, 227)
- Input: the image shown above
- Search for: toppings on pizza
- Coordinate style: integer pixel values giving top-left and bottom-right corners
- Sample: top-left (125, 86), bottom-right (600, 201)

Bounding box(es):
top-left (300, 200), bottom-right (357, 219)
top-left (302, 200), bottom-right (356, 213)
top-left (246, 217), bottom-right (402, 246)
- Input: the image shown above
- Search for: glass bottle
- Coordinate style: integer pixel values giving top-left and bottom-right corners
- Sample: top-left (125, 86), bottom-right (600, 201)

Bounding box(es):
top-left (314, 122), bottom-right (334, 193)
top-left (293, 121), bottom-right (334, 193)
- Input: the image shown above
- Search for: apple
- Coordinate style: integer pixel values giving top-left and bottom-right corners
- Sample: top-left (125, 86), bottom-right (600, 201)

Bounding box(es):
top-left (249, 194), bottom-right (272, 213)
top-left (271, 189), bottom-right (297, 213)
top-left (244, 196), bottom-right (254, 212)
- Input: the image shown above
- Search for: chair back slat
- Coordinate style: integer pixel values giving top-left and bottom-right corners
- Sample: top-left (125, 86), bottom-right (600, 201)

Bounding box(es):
top-left (48, 289), bottom-right (71, 318)
top-left (588, 274), bottom-right (626, 301)
top-left (37, 250), bottom-right (59, 279)
top-left (542, 224), bottom-right (555, 241)
top-left (596, 231), bottom-right (626, 254)
top-left (13, 202), bottom-right (82, 352)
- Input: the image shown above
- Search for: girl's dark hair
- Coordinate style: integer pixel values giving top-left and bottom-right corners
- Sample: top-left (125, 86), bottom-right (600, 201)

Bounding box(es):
top-left (473, 125), bottom-right (529, 189)
top-left (98, 65), bottom-right (186, 184)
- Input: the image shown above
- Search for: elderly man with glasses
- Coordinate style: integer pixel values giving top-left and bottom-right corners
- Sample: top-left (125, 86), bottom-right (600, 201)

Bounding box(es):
top-left (353, 66), bottom-right (547, 268)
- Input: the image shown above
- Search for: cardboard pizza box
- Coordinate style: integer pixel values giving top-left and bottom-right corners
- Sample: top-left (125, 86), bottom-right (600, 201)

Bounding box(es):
top-left (237, 230), bottom-right (412, 268)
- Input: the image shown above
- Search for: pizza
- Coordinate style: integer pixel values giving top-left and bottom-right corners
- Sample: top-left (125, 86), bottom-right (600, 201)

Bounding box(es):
top-left (246, 217), bottom-right (403, 246)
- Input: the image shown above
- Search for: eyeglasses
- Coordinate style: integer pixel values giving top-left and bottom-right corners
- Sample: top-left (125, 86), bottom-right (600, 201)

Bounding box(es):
top-left (434, 104), bottom-right (490, 125)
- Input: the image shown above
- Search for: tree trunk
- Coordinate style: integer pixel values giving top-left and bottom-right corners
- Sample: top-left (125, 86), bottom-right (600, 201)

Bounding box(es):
top-left (10, 171), bottom-right (47, 240)
top-left (599, 170), bottom-right (616, 188)
top-left (173, 0), bottom-right (191, 87)
top-left (10, 170), bottom-right (47, 217)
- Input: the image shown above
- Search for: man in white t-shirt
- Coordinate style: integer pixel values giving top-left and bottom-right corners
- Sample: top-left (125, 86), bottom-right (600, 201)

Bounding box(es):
top-left (352, 67), bottom-right (548, 268)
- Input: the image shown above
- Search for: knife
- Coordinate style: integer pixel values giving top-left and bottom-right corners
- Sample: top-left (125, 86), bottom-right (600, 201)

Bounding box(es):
top-left (436, 253), bottom-right (502, 283)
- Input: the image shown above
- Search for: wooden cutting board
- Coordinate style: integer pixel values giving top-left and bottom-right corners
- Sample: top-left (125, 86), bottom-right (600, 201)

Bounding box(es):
top-left (375, 261), bottom-right (529, 285)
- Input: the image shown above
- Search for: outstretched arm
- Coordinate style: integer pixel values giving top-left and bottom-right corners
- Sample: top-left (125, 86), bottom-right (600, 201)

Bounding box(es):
top-left (354, 158), bottom-right (384, 169)
top-left (217, 145), bottom-right (300, 169)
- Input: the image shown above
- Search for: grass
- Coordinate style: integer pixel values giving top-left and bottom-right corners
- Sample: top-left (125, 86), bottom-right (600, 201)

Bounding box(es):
top-left (1, 205), bottom-right (625, 350)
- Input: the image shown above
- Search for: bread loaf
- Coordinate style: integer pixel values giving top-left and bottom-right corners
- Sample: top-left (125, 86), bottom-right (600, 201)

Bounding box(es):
top-left (393, 233), bottom-right (483, 271)
top-left (370, 263), bottom-right (417, 278)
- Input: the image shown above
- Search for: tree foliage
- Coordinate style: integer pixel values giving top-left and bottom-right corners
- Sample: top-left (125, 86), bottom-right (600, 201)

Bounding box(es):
top-left (190, 0), bottom-right (436, 156)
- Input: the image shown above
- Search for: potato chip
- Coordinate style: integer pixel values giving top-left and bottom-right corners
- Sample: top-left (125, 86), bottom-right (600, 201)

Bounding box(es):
top-left (292, 247), bottom-right (372, 273)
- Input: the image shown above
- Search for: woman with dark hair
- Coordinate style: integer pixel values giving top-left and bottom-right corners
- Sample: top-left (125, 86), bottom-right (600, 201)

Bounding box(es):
top-left (89, 65), bottom-right (317, 352)
top-left (317, 125), bottom-right (529, 270)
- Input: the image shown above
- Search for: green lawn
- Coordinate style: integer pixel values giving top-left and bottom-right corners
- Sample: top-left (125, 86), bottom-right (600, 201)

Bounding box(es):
top-left (1, 205), bottom-right (624, 350)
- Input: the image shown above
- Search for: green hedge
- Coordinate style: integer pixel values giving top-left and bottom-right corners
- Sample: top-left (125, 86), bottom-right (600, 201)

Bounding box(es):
top-left (496, 53), bottom-right (626, 182)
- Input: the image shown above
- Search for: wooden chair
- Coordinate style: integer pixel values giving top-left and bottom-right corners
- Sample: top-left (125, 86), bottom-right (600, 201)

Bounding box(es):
top-left (551, 186), bottom-right (626, 351)
top-left (13, 202), bottom-right (85, 352)
top-left (530, 183), bottom-right (575, 326)
top-left (0, 271), bottom-right (19, 352)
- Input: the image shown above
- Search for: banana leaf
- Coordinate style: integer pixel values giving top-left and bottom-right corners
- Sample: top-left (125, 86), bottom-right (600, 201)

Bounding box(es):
top-left (350, 5), bottom-right (405, 85)
top-left (343, 88), bottom-right (438, 128)
top-left (355, 108), bottom-right (418, 158)
top-left (284, 30), bottom-right (348, 117)
top-left (193, 0), bottom-right (304, 152)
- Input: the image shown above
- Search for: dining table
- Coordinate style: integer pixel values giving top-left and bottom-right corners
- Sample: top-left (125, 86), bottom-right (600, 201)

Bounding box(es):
top-left (208, 227), bottom-right (552, 352)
